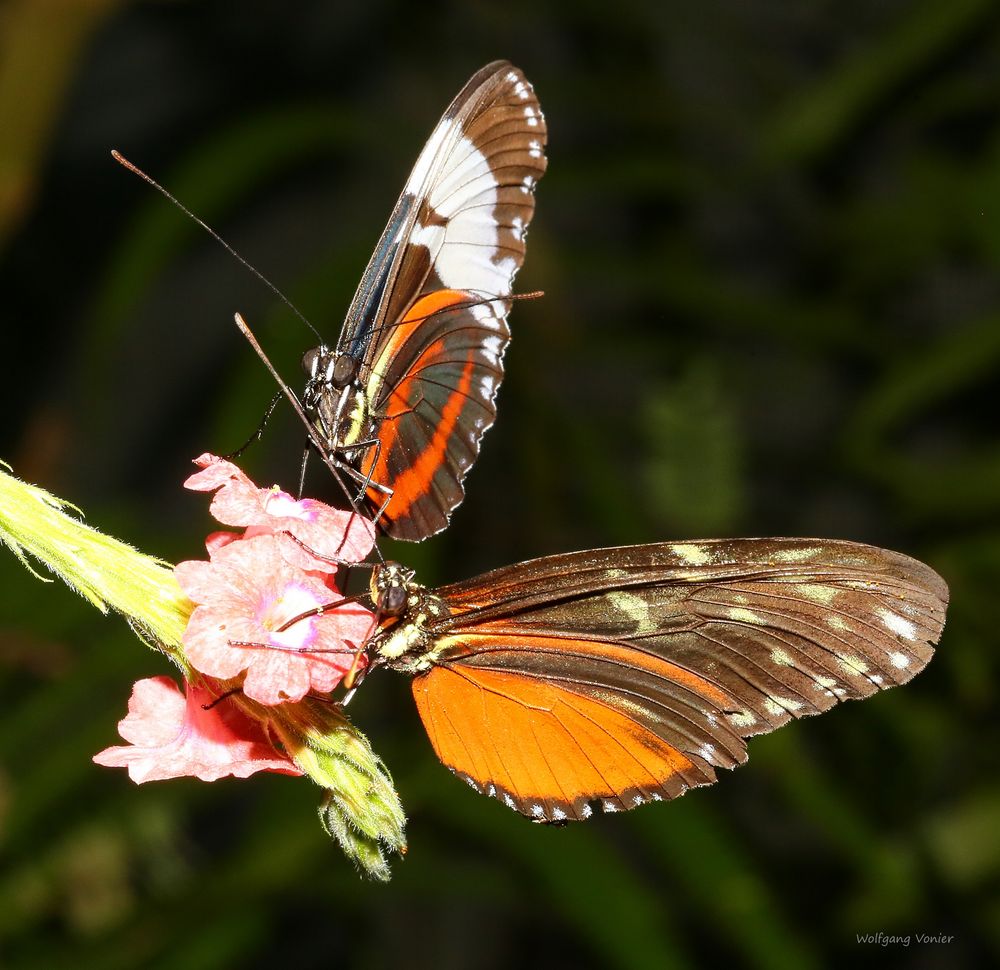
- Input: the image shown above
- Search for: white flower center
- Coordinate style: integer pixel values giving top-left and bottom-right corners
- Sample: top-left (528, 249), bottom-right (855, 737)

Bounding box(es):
top-left (265, 584), bottom-right (323, 651)
top-left (264, 490), bottom-right (312, 521)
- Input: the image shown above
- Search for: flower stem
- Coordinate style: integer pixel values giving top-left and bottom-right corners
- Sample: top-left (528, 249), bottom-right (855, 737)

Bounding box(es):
top-left (0, 462), bottom-right (191, 653)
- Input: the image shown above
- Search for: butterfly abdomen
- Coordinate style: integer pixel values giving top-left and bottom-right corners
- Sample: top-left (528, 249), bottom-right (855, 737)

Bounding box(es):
top-left (338, 389), bottom-right (373, 453)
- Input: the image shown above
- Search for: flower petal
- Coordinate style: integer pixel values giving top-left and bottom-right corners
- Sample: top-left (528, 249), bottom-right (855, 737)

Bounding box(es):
top-left (185, 454), bottom-right (375, 565)
top-left (179, 534), bottom-right (374, 705)
top-left (93, 676), bottom-right (301, 783)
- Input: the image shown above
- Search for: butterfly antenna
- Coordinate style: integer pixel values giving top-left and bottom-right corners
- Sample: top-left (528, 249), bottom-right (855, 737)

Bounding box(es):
top-left (233, 312), bottom-right (385, 564)
top-left (112, 150), bottom-right (324, 345)
top-left (364, 290), bottom-right (546, 381)
top-left (365, 289), bottom-right (545, 351)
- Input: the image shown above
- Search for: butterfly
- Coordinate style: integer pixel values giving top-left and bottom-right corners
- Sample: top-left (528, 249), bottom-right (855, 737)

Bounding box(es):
top-left (301, 61), bottom-right (547, 541)
top-left (357, 538), bottom-right (947, 821)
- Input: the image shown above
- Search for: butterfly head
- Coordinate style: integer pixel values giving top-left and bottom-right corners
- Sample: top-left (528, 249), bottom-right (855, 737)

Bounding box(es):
top-left (369, 561), bottom-right (416, 616)
top-left (368, 561), bottom-right (452, 672)
top-left (301, 346), bottom-right (359, 400)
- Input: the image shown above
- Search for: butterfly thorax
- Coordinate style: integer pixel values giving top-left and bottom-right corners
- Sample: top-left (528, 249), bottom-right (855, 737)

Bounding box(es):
top-left (369, 562), bottom-right (452, 674)
top-left (301, 345), bottom-right (372, 454)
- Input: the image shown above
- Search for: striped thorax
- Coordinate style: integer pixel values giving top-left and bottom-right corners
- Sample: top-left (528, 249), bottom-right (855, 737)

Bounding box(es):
top-left (369, 562), bottom-right (452, 673)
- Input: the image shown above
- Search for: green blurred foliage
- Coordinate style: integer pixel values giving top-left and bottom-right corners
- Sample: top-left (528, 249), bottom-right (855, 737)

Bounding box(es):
top-left (1, 1), bottom-right (998, 967)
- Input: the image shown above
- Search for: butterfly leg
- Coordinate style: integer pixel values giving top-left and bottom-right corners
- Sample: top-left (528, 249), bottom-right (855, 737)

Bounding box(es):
top-left (297, 440), bottom-right (312, 498)
top-left (277, 531), bottom-right (378, 571)
top-left (352, 437), bottom-right (385, 507)
top-left (335, 453), bottom-right (395, 522)
top-left (226, 638), bottom-right (358, 658)
top-left (200, 686), bottom-right (243, 710)
top-left (342, 604), bottom-right (385, 690)
top-left (368, 488), bottom-right (394, 532)
top-left (224, 390), bottom-right (283, 460)
top-left (342, 642), bottom-right (369, 691)
top-left (338, 463), bottom-right (395, 535)
top-left (306, 658), bottom-right (371, 706)
top-left (225, 602), bottom-right (380, 682)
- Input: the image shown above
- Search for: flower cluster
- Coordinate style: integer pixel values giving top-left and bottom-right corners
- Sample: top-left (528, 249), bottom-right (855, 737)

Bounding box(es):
top-left (3, 453), bottom-right (405, 878)
top-left (94, 454), bottom-right (377, 782)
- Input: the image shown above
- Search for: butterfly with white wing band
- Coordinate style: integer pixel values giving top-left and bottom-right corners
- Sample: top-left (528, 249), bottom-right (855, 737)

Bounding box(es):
top-left (302, 61), bottom-right (547, 541)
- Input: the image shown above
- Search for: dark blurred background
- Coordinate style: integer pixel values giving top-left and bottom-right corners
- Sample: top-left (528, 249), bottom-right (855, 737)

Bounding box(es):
top-left (1, 1), bottom-right (998, 967)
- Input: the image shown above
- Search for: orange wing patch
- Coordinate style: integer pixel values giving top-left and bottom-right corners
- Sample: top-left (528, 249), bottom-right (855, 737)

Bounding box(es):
top-left (363, 352), bottom-right (475, 519)
top-left (357, 287), bottom-right (499, 538)
top-left (411, 663), bottom-right (719, 821)
top-left (370, 289), bottom-right (472, 380)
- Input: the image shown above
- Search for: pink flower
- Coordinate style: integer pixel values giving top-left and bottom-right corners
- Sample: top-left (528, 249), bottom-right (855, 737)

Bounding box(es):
top-left (185, 454), bottom-right (375, 568)
top-left (93, 676), bottom-right (302, 783)
top-left (175, 533), bottom-right (373, 705)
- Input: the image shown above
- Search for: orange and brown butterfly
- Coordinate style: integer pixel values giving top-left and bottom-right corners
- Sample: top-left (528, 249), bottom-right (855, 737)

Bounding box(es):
top-left (303, 61), bottom-right (546, 541)
top-left (356, 538), bottom-right (948, 821)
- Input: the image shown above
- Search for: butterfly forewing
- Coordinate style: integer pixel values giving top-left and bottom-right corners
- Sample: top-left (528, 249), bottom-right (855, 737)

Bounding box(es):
top-left (328, 61), bottom-right (546, 540)
top-left (397, 539), bottom-right (948, 820)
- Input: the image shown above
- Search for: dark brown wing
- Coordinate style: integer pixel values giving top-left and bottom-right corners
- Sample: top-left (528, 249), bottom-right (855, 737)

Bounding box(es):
top-left (408, 538), bottom-right (948, 820)
top-left (343, 62), bottom-right (545, 539)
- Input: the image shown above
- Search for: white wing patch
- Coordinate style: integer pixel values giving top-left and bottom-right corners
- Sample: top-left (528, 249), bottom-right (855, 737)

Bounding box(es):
top-left (413, 134), bottom-right (520, 295)
top-left (607, 590), bottom-right (658, 635)
top-left (837, 655), bottom-right (869, 675)
top-left (728, 607), bottom-right (764, 625)
top-left (405, 117), bottom-right (459, 196)
top-left (796, 583), bottom-right (839, 604)
top-left (728, 710), bottom-right (757, 729)
top-left (879, 608), bottom-right (918, 641)
top-left (670, 543), bottom-right (715, 565)
top-left (770, 546), bottom-right (822, 564)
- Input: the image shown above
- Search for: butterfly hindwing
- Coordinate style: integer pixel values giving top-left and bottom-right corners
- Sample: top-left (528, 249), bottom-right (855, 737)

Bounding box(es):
top-left (358, 291), bottom-right (508, 539)
top-left (404, 539), bottom-right (948, 819)
top-left (412, 659), bottom-right (723, 820)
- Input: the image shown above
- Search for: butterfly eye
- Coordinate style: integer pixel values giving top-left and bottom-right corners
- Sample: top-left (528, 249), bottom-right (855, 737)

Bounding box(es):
top-left (301, 347), bottom-right (321, 378)
top-left (383, 585), bottom-right (409, 615)
top-left (330, 355), bottom-right (358, 388)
